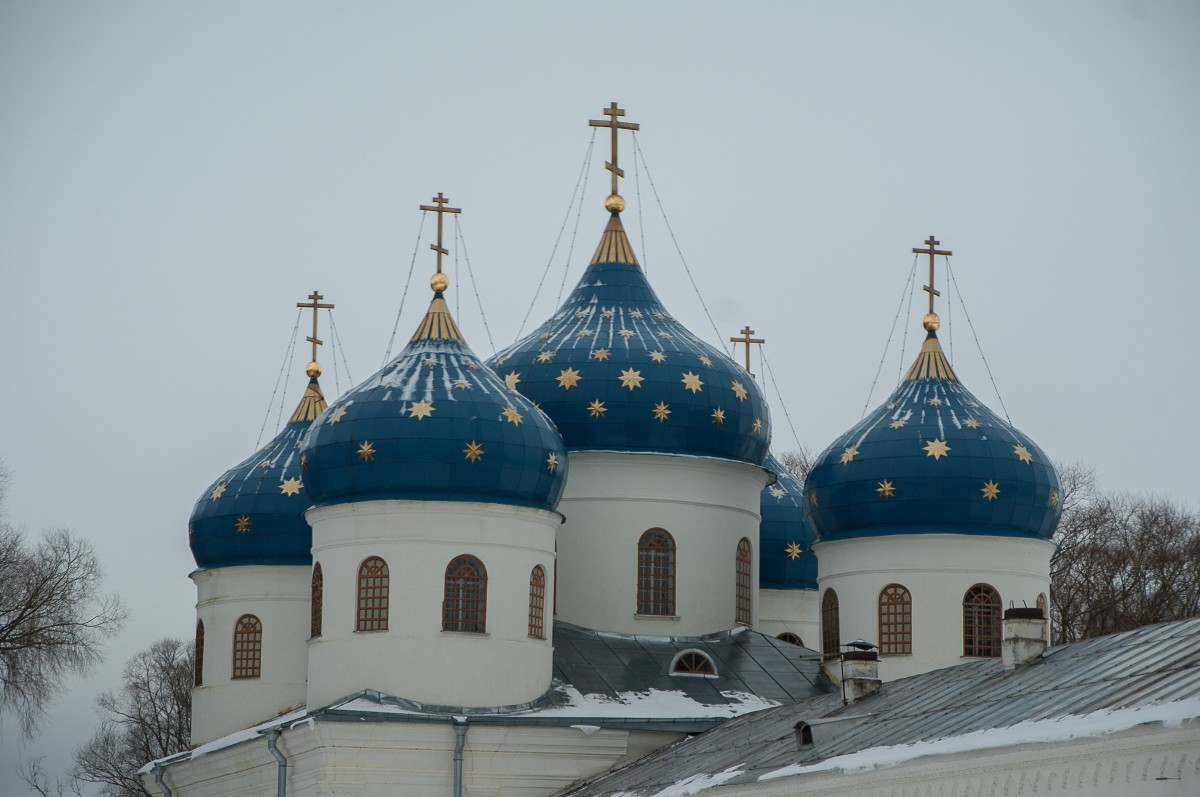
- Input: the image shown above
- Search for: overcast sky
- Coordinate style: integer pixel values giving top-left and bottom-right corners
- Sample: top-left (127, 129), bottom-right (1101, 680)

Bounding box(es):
top-left (2, 2), bottom-right (1198, 793)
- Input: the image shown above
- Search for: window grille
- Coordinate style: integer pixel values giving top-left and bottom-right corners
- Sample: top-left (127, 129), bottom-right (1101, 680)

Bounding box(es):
top-left (671, 651), bottom-right (716, 675)
top-left (310, 563), bottom-right (323, 639)
top-left (356, 557), bottom-right (389, 632)
top-left (963, 584), bottom-right (1001, 657)
top-left (735, 538), bottom-right (752, 625)
top-left (528, 565), bottom-right (546, 639)
top-left (232, 614), bottom-right (262, 679)
top-left (444, 555), bottom-right (488, 633)
top-left (821, 589), bottom-right (840, 658)
top-left (194, 620), bottom-right (204, 686)
top-left (878, 584), bottom-right (913, 655)
top-left (637, 529), bottom-right (675, 616)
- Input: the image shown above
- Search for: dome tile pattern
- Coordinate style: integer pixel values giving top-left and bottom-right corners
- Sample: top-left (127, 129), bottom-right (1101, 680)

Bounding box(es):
top-left (759, 455), bottom-right (818, 590)
top-left (805, 331), bottom-right (1061, 541)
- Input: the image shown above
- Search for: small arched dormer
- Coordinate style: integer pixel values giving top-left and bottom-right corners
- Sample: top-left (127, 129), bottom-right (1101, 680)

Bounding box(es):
top-left (670, 649), bottom-right (717, 678)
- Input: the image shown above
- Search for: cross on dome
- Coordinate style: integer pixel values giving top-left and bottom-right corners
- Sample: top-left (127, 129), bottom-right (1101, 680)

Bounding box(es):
top-left (912, 235), bottom-right (952, 330)
top-left (588, 102), bottom-right (639, 212)
top-left (419, 192), bottom-right (462, 291)
top-left (730, 326), bottom-right (765, 376)
top-left (296, 290), bottom-right (334, 376)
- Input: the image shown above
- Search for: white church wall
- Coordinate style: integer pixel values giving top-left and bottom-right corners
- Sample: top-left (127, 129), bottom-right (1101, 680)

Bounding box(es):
top-left (756, 588), bottom-right (819, 648)
top-left (554, 452), bottom-right (766, 637)
top-left (814, 534), bottom-right (1053, 680)
top-left (190, 565), bottom-right (310, 745)
top-left (305, 500), bottom-right (559, 710)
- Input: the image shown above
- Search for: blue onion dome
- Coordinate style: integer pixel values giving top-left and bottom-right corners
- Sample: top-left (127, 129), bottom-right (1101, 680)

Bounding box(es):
top-left (189, 370), bottom-right (326, 569)
top-left (805, 313), bottom-right (1061, 542)
top-left (486, 212), bottom-right (770, 465)
top-left (759, 455), bottom-right (818, 590)
top-left (300, 283), bottom-right (568, 512)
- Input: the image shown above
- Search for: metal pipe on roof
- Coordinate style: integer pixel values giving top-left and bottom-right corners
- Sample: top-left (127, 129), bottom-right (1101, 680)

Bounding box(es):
top-left (265, 728), bottom-right (287, 797)
top-left (152, 763), bottom-right (173, 797)
top-left (451, 717), bottom-right (469, 797)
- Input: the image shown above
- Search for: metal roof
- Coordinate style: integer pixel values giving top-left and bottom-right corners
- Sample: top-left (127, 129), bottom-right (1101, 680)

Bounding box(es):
top-left (558, 616), bottom-right (1200, 796)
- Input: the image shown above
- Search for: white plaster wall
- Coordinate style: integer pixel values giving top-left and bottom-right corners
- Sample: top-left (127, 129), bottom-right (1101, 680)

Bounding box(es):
top-left (554, 452), bottom-right (767, 637)
top-left (305, 500), bottom-right (559, 710)
top-left (143, 719), bottom-right (683, 797)
top-left (756, 588), bottom-right (819, 648)
top-left (191, 565), bottom-right (310, 745)
top-left (813, 534), bottom-right (1053, 681)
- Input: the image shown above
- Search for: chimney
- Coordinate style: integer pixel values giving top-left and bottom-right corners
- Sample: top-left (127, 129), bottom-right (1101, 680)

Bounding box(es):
top-left (841, 650), bottom-right (881, 704)
top-left (1002, 607), bottom-right (1048, 671)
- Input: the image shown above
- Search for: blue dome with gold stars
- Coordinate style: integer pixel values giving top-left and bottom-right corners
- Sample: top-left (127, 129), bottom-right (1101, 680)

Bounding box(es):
top-left (189, 377), bottom-right (326, 570)
top-left (805, 322), bottom-right (1061, 541)
top-left (759, 455), bottom-right (818, 590)
top-left (487, 213), bottom-right (770, 465)
top-left (300, 291), bottom-right (568, 512)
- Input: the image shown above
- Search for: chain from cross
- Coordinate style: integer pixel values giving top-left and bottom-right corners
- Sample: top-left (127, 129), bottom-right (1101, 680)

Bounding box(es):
top-left (419, 192), bottom-right (462, 275)
top-left (297, 290), bottom-right (334, 363)
top-left (912, 235), bottom-right (953, 315)
top-left (588, 102), bottom-right (640, 197)
top-left (730, 325), bottom-right (765, 375)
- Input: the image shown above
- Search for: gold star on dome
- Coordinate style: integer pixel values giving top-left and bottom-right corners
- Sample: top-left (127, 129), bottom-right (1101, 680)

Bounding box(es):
top-left (681, 371), bottom-right (704, 393)
top-left (464, 360), bottom-right (479, 370)
top-left (890, 419), bottom-right (907, 429)
top-left (557, 367), bottom-right (582, 390)
top-left (357, 441), bottom-right (376, 461)
top-left (648, 350), bottom-right (667, 363)
top-left (495, 355), bottom-right (509, 366)
top-left (711, 407), bottom-right (726, 425)
top-left (538, 332), bottom-right (552, 340)
top-left (839, 446), bottom-right (860, 464)
top-left (652, 401), bottom-right (671, 421)
top-left (618, 368), bottom-right (645, 390)
top-left (279, 477), bottom-right (303, 497)
top-left (785, 541), bottom-right (802, 560)
top-left (501, 406), bottom-right (523, 426)
top-left (809, 491), bottom-right (818, 508)
top-left (210, 483), bottom-right (227, 500)
top-left (629, 310), bottom-right (643, 319)
top-left (619, 329), bottom-right (635, 338)
top-left (964, 418), bottom-right (981, 429)
top-left (547, 452), bottom-right (559, 472)
top-left (876, 479), bottom-right (896, 499)
top-left (753, 418), bottom-right (763, 434)
top-left (422, 357), bottom-right (439, 367)
top-left (587, 399), bottom-right (607, 418)
top-left (235, 516), bottom-right (251, 534)
top-left (407, 399), bottom-right (435, 420)
top-left (770, 486), bottom-right (787, 498)
top-left (981, 480), bottom-right (1001, 501)
top-left (258, 459), bottom-right (272, 469)
top-left (731, 381), bottom-right (748, 401)
top-left (1013, 444), bottom-right (1033, 464)
top-left (657, 332), bottom-right (673, 340)
top-left (653, 311), bottom-right (666, 321)
top-left (698, 354), bottom-right (713, 367)
top-left (1049, 490), bottom-right (1059, 508)
top-left (464, 441), bottom-right (484, 462)
top-left (453, 379), bottom-right (470, 390)
top-left (592, 348), bottom-right (610, 361)
top-left (573, 310), bottom-right (588, 319)
top-left (536, 350), bottom-right (554, 363)
top-left (923, 438), bottom-right (951, 460)
top-left (927, 397), bottom-right (943, 406)
top-left (577, 329), bottom-right (593, 338)
top-left (601, 309), bottom-right (615, 319)
top-left (504, 371), bottom-right (521, 390)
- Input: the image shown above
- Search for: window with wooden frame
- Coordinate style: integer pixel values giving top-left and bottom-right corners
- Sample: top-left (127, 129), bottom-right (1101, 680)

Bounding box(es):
top-left (671, 650), bottom-right (716, 676)
top-left (963, 583), bottom-right (1001, 657)
top-left (310, 563), bottom-right (323, 639)
top-left (443, 555), bottom-right (487, 633)
top-left (1037, 592), bottom-right (1050, 642)
top-left (637, 528), bottom-right (675, 616)
top-left (735, 537), bottom-right (752, 625)
top-left (777, 632), bottom-right (804, 646)
top-left (194, 620), bottom-right (204, 687)
top-left (356, 556), bottom-right (389, 632)
top-left (878, 583), bottom-right (913, 655)
top-left (821, 589), bottom-right (840, 659)
top-left (528, 565), bottom-right (546, 639)
top-left (231, 614), bottom-right (262, 679)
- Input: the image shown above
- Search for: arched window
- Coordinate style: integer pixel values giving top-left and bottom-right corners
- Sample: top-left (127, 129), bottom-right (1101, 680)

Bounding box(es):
top-left (528, 565), bottom-right (546, 639)
top-left (795, 721), bottom-right (814, 748)
top-left (310, 563), bottom-right (323, 639)
top-left (777, 632), bottom-right (804, 646)
top-left (194, 620), bottom-right (204, 687)
top-left (878, 584), bottom-right (913, 655)
top-left (671, 650), bottom-right (716, 676)
top-left (232, 614), bottom-right (262, 679)
top-left (444, 555), bottom-right (487, 633)
top-left (821, 589), bottom-right (840, 659)
top-left (637, 528), bottom-right (675, 616)
top-left (963, 584), bottom-right (1001, 657)
top-left (1037, 592), bottom-right (1050, 643)
top-left (735, 537), bottom-right (752, 625)
top-left (356, 557), bottom-right (389, 632)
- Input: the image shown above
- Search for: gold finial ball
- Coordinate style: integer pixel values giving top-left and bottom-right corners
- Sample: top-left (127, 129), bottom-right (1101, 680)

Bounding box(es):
top-left (604, 193), bottom-right (626, 214)
top-left (923, 312), bottom-right (941, 332)
top-left (306, 361), bottom-right (323, 378)
top-left (430, 272), bottom-right (449, 292)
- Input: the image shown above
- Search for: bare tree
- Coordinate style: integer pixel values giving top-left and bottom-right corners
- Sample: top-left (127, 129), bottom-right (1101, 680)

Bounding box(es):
top-left (18, 756), bottom-right (83, 797)
top-left (778, 446), bottom-right (814, 486)
top-left (74, 639), bottom-right (193, 797)
top-left (0, 524), bottom-right (127, 735)
top-left (1050, 462), bottom-right (1200, 643)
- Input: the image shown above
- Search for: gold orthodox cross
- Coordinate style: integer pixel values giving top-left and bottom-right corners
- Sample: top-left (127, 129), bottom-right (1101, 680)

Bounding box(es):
top-left (589, 102), bottom-right (640, 197)
top-left (419, 192), bottom-right (462, 276)
top-left (730, 326), bottom-right (765, 375)
top-left (297, 290), bottom-right (334, 363)
top-left (912, 235), bottom-right (952, 315)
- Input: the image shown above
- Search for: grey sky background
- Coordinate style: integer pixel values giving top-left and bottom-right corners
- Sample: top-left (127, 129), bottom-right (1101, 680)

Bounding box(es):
top-left (2, 2), bottom-right (1197, 792)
